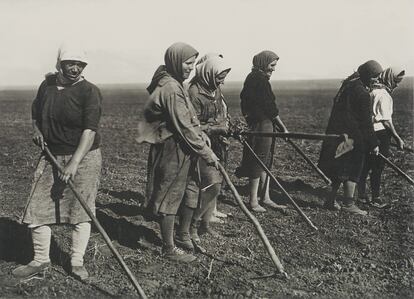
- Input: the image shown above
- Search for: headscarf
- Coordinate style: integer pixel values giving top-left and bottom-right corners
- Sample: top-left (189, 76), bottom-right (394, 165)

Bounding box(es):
top-left (252, 50), bottom-right (279, 72)
top-left (55, 44), bottom-right (88, 87)
top-left (147, 42), bottom-right (198, 93)
top-left (357, 60), bottom-right (383, 86)
top-left (190, 54), bottom-right (231, 95)
top-left (376, 67), bottom-right (405, 92)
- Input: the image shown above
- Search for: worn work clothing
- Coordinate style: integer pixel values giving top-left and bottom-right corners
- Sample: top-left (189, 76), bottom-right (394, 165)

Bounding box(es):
top-left (183, 83), bottom-right (230, 206)
top-left (318, 79), bottom-right (378, 183)
top-left (141, 72), bottom-right (216, 215)
top-left (22, 149), bottom-right (102, 225)
top-left (238, 70), bottom-right (279, 178)
top-left (32, 75), bottom-right (102, 155)
top-left (372, 88), bottom-right (393, 131)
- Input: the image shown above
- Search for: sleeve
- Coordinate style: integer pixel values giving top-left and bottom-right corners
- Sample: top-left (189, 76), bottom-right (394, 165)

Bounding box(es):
top-left (374, 92), bottom-right (393, 122)
top-left (31, 80), bottom-right (47, 123)
top-left (164, 89), bottom-right (216, 163)
top-left (82, 85), bottom-right (103, 131)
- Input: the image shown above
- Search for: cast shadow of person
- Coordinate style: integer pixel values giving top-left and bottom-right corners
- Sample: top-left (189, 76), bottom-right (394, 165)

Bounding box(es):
top-left (96, 189), bottom-right (162, 250)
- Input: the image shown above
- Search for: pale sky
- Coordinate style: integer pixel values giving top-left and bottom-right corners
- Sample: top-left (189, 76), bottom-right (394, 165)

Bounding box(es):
top-left (0, 0), bottom-right (413, 87)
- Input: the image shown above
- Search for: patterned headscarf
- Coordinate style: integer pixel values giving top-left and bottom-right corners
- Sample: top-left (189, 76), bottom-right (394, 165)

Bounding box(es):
top-left (252, 50), bottom-right (279, 72)
top-left (191, 54), bottom-right (231, 95)
top-left (378, 67), bottom-right (405, 92)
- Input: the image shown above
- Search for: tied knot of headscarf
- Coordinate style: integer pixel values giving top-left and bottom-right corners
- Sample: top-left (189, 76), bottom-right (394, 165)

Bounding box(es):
top-left (375, 67), bottom-right (405, 93)
top-left (191, 54), bottom-right (231, 95)
top-left (147, 42), bottom-right (198, 94)
top-left (252, 50), bottom-right (279, 73)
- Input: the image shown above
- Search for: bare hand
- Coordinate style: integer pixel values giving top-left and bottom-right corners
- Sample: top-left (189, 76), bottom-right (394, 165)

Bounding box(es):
top-left (33, 131), bottom-right (44, 150)
top-left (59, 160), bottom-right (79, 183)
top-left (371, 146), bottom-right (380, 156)
top-left (397, 138), bottom-right (405, 150)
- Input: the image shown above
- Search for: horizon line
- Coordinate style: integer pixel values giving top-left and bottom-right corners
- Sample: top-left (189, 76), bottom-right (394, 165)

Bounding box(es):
top-left (1, 76), bottom-right (412, 90)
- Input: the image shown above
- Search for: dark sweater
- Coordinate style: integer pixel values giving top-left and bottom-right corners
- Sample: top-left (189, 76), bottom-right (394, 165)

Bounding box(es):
top-left (240, 70), bottom-right (279, 123)
top-left (32, 75), bottom-right (102, 155)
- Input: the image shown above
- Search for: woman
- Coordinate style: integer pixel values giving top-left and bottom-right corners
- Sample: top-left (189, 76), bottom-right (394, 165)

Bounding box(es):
top-left (358, 67), bottom-right (405, 208)
top-left (236, 50), bottom-right (288, 212)
top-left (13, 45), bottom-right (102, 280)
top-left (137, 42), bottom-right (219, 262)
top-left (175, 54), bottom-right (231, 249)
top-left (318, 60), bottom-right (383, 215)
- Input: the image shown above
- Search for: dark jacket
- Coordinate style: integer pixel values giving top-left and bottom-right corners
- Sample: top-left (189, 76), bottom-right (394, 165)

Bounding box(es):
top-left (240, 70), bottom-right (279, 123)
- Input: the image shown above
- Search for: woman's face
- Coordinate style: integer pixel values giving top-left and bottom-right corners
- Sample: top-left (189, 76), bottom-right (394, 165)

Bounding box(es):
top-left (215, 70), bottom-right (230, 87)
top-left (265, 60), bottom-right (278, 78)
top-left (182, 56), bottom-right (197, 80)
top-left (61, 60), bottom-right (86, 80)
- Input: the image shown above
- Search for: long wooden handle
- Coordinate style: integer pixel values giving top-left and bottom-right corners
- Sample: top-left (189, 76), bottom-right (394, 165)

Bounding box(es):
top-left (217, 163), bottom-right (287, 277)
top-left (241, 138), bottom-right (318, 231)
top-left (43, 146), bottom-right (147, 299)
top-left (241, 131), bottom-right (341, 141)
top-left (379, 153), bottom-right (414, 186)
top-left (285, 139), bottom-right (331, 185)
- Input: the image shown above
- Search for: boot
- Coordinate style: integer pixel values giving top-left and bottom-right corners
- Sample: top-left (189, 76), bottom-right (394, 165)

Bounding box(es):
top-left (162, 246), bottom-right (196, 263)
top-left (342, 197), bottom-right (367, 216)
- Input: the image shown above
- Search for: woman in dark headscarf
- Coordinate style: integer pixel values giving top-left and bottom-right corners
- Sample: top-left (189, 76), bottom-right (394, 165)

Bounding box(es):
top-left (13, 44), bottom-right (103, 280)
top-left (137, 42), bottom-right (219, 262)
top-left (357, 67), bottom-right (405, 208)
top-left (175, 54), bottom-right (231, 249)
top-left (236, 50), bottom-right (288, 212)
top-left (318, 60), bottom-right (383, 215)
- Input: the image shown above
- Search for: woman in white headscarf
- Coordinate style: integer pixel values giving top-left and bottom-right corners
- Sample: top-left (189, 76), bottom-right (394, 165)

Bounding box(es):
top-left (13, 44), bottom-right (103, 280)
top-left (357, 67), bottom-right (405, 208)
top-left (175, 54), bottom-right (231, 249)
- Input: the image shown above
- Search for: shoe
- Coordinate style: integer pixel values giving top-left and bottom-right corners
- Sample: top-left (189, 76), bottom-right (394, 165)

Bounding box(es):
top-left (162, 246), bottom-right (196, 263)
top-left (250, 204), bottom-right (266, 213)
top-left (12, 261), bottom-right (50, 278)
top-left (175, 233), bottom-right (194, 251)
top-left (262, 200), bottom-right (288, 210)
top-left (341, 204), bottom-right (367, 216)
top-left (371, 198), bottom-right (389, 209)
top-left (323, 199), bottom-right (341, 211)
top-left (71, 265), bottom-right (89, 281)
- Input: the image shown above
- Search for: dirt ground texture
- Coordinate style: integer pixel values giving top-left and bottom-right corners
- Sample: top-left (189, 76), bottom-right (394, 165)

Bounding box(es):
top-left (0, 80), bottom-right (413, 298)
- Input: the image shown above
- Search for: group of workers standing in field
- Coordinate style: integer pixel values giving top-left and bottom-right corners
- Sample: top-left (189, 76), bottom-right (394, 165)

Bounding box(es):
top-left (11, 42), bottom-right (406, 280)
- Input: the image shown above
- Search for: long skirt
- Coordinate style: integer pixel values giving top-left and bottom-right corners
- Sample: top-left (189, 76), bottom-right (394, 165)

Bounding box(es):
top-left (236, 119), bottom-right (274, 178)
top-left (146, 137), bottom-right (198, 215)
top-left (22, 149), bottom-right (102, 226)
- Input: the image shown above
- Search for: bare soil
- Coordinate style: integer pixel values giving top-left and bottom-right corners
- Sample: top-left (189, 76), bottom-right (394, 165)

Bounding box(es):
top-left (0, 81), bottom-right (413, 298)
